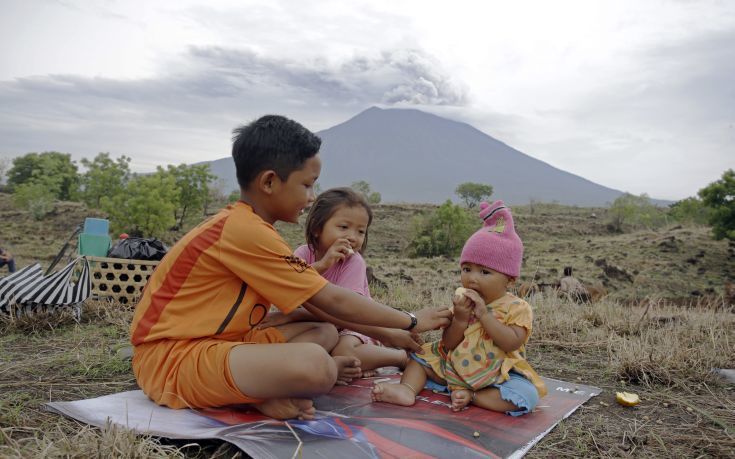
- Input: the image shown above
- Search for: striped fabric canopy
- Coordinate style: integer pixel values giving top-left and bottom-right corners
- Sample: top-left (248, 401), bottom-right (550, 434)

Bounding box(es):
top-left (0, 257), bottom-right (91, 318)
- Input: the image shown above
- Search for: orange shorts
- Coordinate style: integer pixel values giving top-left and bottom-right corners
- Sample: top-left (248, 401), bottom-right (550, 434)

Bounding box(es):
top-left (132, 327), bottom-right (286, 409)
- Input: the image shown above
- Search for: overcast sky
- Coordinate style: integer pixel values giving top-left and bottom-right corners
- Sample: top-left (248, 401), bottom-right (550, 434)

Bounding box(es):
top-left (1, 0), bottom-right (733, 201)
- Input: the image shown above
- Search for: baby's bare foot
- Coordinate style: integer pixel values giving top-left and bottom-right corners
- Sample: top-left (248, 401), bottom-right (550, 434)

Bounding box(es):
top-left (450, 389), bottom-right (473, 412)
top-left (361, 369), bottom-right (377, 378)
top-left (255, 398), bottom-right (316, 420)
top-left (333, 356), bottom-right (361, 385)
top-left (371, 383), bottom-right (417, 406)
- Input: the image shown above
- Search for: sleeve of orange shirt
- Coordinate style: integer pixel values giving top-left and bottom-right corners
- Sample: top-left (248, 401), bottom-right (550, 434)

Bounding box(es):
top-left (218, 212), bottom-right (328, 315)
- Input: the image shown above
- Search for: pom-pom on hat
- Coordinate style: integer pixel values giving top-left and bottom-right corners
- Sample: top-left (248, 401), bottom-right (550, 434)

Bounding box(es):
top-left (459, 200), bottom-right (523, 278)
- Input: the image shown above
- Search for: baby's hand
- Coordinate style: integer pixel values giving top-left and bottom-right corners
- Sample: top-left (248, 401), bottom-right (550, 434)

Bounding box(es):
top-left (459, 289), bottom-right (488, 319)
top-left (451, 288), bottom-right (475, 323)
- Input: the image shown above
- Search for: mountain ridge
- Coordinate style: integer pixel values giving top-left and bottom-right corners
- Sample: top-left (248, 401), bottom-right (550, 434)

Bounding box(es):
top-left (203, 106), bottom-right (668, 207)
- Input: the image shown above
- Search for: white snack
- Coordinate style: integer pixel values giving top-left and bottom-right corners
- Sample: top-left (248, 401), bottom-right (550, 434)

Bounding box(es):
top-left (450, 287), bottom-right (470, 313)
top-left (346, 247), bottom-right (355, 255)
top-left (454, 287), bottom-right (469, 300)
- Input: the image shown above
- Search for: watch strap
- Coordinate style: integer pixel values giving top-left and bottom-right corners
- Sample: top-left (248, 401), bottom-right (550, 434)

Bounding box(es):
top-left (403, 310), bottom-right (417, 331)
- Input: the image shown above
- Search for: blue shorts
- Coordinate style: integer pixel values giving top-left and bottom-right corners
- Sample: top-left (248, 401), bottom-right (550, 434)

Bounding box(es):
top-left (411, 354), bottom-right (539, 416)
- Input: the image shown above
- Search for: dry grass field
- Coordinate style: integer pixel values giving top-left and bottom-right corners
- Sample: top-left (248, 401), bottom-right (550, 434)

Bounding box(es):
top-left (1, 193), bottom-right (734, 457)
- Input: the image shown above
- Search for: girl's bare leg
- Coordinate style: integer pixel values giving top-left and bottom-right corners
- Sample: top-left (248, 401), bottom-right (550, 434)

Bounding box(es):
top-left (471, 387), bottom-right (520, 413)
top-left (371, 359), bottom-right (443, 406)
top-left (229, 342), bottom-right (338, 420)
top-left (332, 336), bottom-right (408, 377)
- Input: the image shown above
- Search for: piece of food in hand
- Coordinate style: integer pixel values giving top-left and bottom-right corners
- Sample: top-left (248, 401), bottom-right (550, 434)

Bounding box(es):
top-left (346, 247), bottom-right (355, 255)
top-left (449, 287), bottom-right (470, 313)
top-left (454, 287), bottom-right (469, 300)
top-left (615, 391), bottom-right (640, 407)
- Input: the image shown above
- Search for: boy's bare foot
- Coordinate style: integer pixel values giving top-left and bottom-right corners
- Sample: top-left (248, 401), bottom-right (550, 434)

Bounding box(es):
top-left (255, 398), bottom-right (316, 420)
top-left (361, 369), bottom-right (377, 378)
top-left (371, 382), bottom-right (417, 406)
top-left (333, 356), bottom-right (361, 385)
top-left (450, 389), bottom-right (473, 412)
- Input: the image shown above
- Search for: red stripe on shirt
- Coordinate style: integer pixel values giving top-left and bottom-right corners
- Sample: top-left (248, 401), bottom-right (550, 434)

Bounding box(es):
top-left (131, 216), bottom-right (228, 345)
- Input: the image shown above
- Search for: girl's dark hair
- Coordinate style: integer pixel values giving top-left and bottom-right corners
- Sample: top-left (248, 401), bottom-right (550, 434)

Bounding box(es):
top-left (305, 187), bottom-right (373, 253)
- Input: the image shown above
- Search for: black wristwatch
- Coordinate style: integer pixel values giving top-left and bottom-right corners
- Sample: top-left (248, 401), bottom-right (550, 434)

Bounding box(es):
top-left (403, 310), bottom-right (417, 331)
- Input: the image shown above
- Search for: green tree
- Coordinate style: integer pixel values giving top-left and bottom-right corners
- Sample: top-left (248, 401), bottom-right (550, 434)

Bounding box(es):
top-left (668, 197), bottom-right (711, 225)
top-left (167, 163), bottom-right (215, 228)
top-left (80, 153), bottom-right (131, 209)
top-left (102, 168), bottom-right (179, 237)
top-left (455, 182), bottom-right (493, 208)
top-left (607, 193), bottom-right (666, 232)
top-left (7, 152), bottom-right (79, 200)
top-left (698, 169), bottom-right (735, 240)
top-left (350, 180), bottom-right (381, 204)
top-left (409, 200), bottom-right (476, 257)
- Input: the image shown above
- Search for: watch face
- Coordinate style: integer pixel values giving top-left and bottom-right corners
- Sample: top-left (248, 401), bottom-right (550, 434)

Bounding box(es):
top-left (405, 311), bottom-right (417, 330)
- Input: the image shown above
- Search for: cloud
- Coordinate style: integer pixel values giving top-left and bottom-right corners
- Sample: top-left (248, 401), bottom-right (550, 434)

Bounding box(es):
top-left (0, 45), bottom-right (467, 169)
top-left (187, 46), bottom-right (467, 106)
top-left (494, 26), bottom-right (735, 199)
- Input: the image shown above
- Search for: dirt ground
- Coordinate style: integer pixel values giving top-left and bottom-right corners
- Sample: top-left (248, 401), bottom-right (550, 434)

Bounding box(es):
top-left (1, 194), bottom-right (734, 457)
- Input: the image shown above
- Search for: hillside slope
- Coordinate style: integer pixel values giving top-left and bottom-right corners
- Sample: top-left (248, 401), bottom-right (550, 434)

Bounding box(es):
top-left (2, 193), bottom-right (731, 300)
top-left (203, 107), bottom-right (668, 206)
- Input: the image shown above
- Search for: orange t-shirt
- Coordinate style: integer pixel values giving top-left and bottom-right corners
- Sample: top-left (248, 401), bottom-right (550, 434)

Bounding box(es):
top-left (130, 201), bottom-right (328, 345)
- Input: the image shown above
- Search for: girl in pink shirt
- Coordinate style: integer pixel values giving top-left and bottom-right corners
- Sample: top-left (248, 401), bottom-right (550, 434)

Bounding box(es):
top-left (259, 188), bottom-right (408, 381)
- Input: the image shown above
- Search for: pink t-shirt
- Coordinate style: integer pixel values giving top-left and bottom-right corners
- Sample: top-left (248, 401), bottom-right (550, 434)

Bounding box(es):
top-left (293, 245), bottom-right (371, 298)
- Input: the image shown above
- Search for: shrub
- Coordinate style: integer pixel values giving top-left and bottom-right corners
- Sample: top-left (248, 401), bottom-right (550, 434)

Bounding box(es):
top-left (408, 200), bottom-right (476, 257)
top-left (12, 182), bottom-right (55, 220)
top-left (607, 193), bottom-right (667, 232)
top-left (668, 197), bottom-right (711, 225)
top-left (698, 169), bottom-right (735, 240)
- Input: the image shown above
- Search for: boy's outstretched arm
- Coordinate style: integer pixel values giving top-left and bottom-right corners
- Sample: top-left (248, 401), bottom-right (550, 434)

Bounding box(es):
top-left (301, 302), bottom-right (424, 352)
top-left (307, 283), bottom-right (451, 333)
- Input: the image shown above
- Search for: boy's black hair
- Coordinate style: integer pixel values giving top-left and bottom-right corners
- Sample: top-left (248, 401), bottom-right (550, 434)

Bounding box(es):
top-left (232, 115), bottom-right (322, 188)
top-left (305, 187), bottom-right (373, 254)
top-left (563, 266), bottom-right (573, 277)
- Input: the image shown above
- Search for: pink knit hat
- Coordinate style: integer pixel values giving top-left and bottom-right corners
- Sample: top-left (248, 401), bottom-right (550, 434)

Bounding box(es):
top-left (459, 200), bottom-right (523, 278)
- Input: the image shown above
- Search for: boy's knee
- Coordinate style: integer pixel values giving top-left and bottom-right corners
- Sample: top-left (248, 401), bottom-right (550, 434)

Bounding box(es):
top-left (298, 343), bottom-right (338, 391)
top-left (312, 322), bottom-right (338, 350)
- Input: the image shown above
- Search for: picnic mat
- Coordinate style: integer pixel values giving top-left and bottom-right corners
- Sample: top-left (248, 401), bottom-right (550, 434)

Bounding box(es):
top-left (45, 375), bottom-right (600, 458)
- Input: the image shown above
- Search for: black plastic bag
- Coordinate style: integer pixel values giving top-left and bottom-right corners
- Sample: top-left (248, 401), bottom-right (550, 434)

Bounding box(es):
top-left (107, 237), bottom-right (168, 261)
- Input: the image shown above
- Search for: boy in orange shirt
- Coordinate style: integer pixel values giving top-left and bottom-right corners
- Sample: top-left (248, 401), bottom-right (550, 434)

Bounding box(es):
top-left (130, 115), bottom-right (451, 420)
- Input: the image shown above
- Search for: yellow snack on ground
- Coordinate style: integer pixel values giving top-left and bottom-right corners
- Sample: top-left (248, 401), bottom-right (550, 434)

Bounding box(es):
top-left (615, 391), bottom-right (640, 407)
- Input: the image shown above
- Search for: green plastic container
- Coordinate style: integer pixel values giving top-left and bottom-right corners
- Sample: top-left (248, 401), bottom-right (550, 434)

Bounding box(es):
top-left (78, 234), bottom-right (111, 257)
